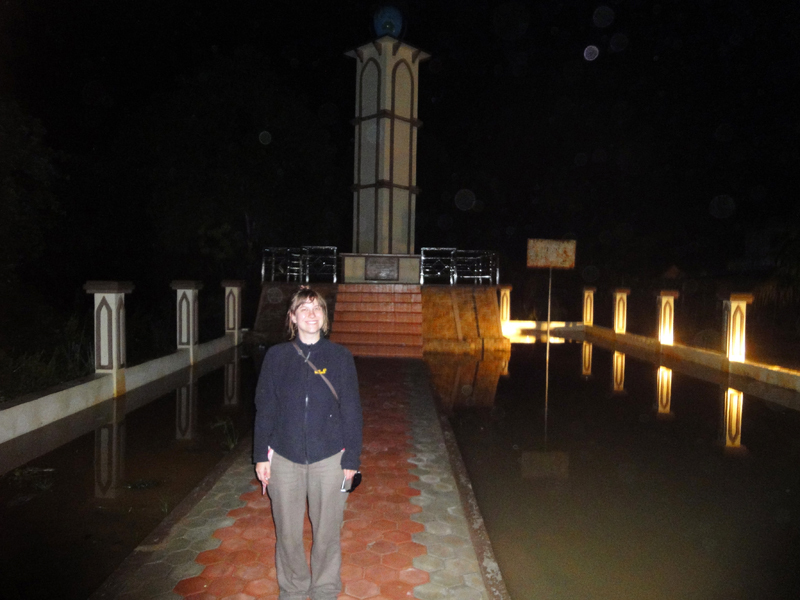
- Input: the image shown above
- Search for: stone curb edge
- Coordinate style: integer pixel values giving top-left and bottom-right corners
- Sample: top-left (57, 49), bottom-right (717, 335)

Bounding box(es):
top-left (433, 399), bottom-right (512, 600)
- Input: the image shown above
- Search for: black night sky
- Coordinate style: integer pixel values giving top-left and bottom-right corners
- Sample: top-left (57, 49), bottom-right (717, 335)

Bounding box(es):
top-left (2, 0), bottom-right (800, 346)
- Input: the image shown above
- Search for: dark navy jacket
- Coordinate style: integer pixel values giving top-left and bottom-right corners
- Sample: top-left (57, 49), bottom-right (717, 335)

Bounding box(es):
top-left (253, 337), bottom-right (363, 470)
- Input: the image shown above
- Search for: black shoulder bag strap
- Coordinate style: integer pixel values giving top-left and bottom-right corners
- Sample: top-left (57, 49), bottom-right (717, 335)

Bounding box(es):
top-left (292, 342), bottom-right (339, 407)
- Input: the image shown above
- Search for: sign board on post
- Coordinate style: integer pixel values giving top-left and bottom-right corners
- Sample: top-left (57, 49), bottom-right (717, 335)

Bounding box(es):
top-left (527, 239), bottom-right (576, 269)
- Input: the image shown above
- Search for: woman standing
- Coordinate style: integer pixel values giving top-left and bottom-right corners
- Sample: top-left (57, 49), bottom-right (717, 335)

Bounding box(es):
top-left (254, 287), bottom-right (362, 600)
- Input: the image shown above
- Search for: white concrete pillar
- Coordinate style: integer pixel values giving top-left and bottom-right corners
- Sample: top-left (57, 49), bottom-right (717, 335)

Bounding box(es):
top-left (613, 288), bottom-right (630, 334)
top-left (499, 286), bottom-right (512, 323)
top-left (346, 36), bottom-right (429, 255)
top-left (722, 293), bottom-right (753, 363)
top-left (84, 281), bottom-right (134, 396)
top-left (583, 287), bottom-right (596, 326)
top-left (221, 280), bottom-right (245, 345)
top-left (582, 341), bottom-right (593, 378)
top-left (657, 290), bottom-right (679, 345)
top-left (171, 280), bottom-right (203, 364)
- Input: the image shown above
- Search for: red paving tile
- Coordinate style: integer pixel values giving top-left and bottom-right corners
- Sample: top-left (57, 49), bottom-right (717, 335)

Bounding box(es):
top-left (344, 579), bottom-right (381, 598)
top-left (364, 564), bottom-right (399, 584)
top-left (174, 576), bottom-right (210, 595)
top-left (172, 360), bottom-right (431, 599)
top-left (381, 553), bottom-right (413, 570)
top-left (207, 575), bottom-right (245, 597)
top-left (183, 593), bottom-right (216, 600)
top-left (244, 577), bottom-right (279, 596)
top-left (202, 561), bottom-right (236, 579)
top-left (380, 581), bottom-right (416, 599)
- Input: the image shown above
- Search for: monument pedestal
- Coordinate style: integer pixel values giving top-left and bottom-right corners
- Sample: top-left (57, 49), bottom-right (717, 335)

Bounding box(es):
top-left (341, 253), bottom-right (420, 284)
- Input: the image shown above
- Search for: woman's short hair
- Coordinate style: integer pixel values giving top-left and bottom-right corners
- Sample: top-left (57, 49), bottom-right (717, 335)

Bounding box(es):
top-left (286, 287), bottom-right (330, 339)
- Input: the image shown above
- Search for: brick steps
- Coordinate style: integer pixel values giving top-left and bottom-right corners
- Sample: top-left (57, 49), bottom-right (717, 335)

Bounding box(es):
top-left (333, 321), bottom-right (423, 335)
top-left (331, 332), bottom-right (423, 346)
top-left (335, 301), bottom-right (422, 313)
top-left (330, 284), bottom-right (423, 358)
top-left (335, 311), bottom-right (422, 323)
top-left (341, 344), bottom-right (423, 358)
top-left (336, 292), bottom-right (422, 304)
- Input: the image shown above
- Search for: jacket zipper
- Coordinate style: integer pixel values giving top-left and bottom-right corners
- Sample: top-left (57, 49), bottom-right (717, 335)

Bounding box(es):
top-left (303, 351), bottom-right (310, 464)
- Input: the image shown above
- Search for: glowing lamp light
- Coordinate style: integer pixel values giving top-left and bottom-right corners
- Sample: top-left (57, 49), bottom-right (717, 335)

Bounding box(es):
top-left (724, 294), bottom-right (753, 363)
top-left (499, 286), bottom-right (512, 323)
top-left (613, 289), bottom-right (630, 334)
top-left (657, 290), bottom-right (679, 345)
top-left (583, 287), bottom-right (596, 326)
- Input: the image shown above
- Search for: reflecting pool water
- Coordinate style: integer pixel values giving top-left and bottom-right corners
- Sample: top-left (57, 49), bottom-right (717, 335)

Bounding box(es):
top-left (428, 343), bottom-right (800, 600)
top-left (0, 349), bottom-right (254, 600)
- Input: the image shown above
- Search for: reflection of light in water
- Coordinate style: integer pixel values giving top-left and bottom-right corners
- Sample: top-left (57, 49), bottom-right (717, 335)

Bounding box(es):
top-left (613, 351), bottom-right (625, 393)
top-left (657, 367), bottom-right (672, 415)
top-left (724, 388), bottom-right (744, 448)
top-left (584, 45), bottom-right (600, 61)
top-left (582, 342), bottom-right (593, 377)
top-left (423, 352), bottom-right (510, 413)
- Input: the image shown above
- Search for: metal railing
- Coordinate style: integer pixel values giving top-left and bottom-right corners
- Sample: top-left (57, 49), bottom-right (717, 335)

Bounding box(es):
top-left (420, 247), bottom-right (499, 285)
top-left (261, 246), bottom-right (338, 283)
top-left (261, 246), bottom-right (499, 285)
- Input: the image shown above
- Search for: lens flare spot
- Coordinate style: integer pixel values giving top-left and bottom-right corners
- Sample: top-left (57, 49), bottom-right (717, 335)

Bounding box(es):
top-left (584, 45), bottom-right (600, 61)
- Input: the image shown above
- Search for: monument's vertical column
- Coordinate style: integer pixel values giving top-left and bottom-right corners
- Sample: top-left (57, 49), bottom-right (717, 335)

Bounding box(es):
top-left (348, 36), bottom-right (428, 255)
top-left (344, 35), bottom-right (429, 283)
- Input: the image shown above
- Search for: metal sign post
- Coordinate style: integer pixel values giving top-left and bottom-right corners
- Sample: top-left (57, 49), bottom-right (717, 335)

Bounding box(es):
top-left (526, 239), bottom-right (576, 448)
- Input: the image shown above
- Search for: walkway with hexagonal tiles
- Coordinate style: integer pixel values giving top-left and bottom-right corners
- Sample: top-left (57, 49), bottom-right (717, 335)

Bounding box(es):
top-left (95, 358), bottom-right (502, 600)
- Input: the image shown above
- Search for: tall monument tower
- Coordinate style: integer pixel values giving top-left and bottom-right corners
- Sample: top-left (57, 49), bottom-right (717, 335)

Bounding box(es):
top-left (341, 9), bottom-right (429, 283)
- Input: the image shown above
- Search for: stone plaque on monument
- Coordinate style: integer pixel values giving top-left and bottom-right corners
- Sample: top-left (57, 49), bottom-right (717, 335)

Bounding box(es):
top-left (365, 256), bottom-right (399, 281)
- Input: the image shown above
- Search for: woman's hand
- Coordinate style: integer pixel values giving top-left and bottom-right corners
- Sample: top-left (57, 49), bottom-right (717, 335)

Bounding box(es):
top-left (343, 469), bottom-right (356, 481)
top-left (256, 461), bottom-right (271, 495)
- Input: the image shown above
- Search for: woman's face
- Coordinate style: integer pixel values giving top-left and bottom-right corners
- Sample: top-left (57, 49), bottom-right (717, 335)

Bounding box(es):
top-left (291, 298), bottom-right (325, 340)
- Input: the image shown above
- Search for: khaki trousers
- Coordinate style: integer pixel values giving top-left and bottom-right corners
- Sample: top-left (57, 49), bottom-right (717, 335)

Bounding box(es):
top-left (268, 451), bottom-right (348, 600)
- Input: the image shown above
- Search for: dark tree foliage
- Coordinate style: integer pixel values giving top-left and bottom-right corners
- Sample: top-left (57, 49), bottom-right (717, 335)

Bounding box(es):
top-left (0, 97), bottom-right (59, 283)
top-left (112, 46), bottom-right (346, 281)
